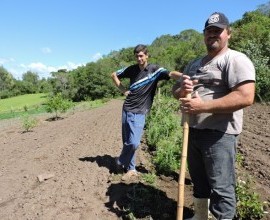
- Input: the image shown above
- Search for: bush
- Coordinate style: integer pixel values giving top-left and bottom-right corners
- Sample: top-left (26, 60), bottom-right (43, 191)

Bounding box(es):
top-left (45, 93), bottom-right (73, 119)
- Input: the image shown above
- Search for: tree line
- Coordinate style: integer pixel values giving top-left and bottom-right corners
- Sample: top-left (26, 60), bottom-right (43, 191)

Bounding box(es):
top-left (1, 5), bottom-right (269, 102)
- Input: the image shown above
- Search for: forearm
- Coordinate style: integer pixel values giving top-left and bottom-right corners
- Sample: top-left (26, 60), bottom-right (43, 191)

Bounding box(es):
top-left (169, 71), bottom-right (182, 80)
top-left (111, 72), bottom-right (128, 94)
top-left (180, 81), bottom-right (255, 114)
top-left (201, 83), bottom-right (255, 113)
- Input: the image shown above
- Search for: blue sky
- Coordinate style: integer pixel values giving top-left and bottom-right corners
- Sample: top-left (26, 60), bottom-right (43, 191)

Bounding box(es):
top-left (0, 0), bottom-right (267, 79)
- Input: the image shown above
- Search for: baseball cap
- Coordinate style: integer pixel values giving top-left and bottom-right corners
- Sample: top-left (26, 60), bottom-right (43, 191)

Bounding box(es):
top-left (204, 12), bottom-right (229, 30)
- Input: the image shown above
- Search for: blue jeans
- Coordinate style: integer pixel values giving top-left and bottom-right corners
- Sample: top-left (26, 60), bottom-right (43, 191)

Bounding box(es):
top-left (119, 110), bottom-right (145, 171)
top-left (187, 128), bottom-right (237, 219)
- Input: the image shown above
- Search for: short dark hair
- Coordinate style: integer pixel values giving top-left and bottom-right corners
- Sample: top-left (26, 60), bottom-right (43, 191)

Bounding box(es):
top-left (134, 44), bottom-right (148, 55)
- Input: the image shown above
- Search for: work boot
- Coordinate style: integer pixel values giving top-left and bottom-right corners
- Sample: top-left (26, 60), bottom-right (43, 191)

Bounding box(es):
top-left (185, 197), bottom-right (210, 220)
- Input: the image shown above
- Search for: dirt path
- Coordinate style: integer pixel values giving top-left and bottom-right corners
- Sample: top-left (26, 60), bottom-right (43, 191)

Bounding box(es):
top-left (0, 99), bottom-right (269, 220)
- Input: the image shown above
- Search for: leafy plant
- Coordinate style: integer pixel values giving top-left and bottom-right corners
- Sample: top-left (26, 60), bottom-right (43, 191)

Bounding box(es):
top-left (153, 138), bottom-right (182, 174)
top-left (21, 114), bottom-right (38, 132)
top-left (45, 93), bottom-right (73, 119)
top-left (145, 95), bottom-right (181, 148)
top-left (141, 173), bottom-right (157, 185)
top-left (145, 95), bottom-right (183, 175)
top-left (235, 178), bottom-right (265, 219)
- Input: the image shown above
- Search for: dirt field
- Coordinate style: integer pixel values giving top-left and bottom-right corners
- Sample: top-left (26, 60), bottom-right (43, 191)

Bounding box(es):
top-left (0, 99), bottom-right (269, 220)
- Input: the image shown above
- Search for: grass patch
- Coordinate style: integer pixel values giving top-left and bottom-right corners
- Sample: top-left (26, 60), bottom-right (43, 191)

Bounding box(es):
top-left (0, 93), bottom-right (47, 113)
top-left (0, 93), bottom-right (48, 120)
top-left (0, 94), bottom-right (110, 120)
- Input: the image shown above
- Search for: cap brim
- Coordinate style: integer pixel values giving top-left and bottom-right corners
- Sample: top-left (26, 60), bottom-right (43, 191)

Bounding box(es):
top-left (204, 23), bottom-right (227, 30)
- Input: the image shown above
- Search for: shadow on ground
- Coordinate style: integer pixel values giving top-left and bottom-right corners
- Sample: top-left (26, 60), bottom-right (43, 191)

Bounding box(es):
top-left (79, 154), bottom-right (193, 219)
top-left (79, 154), bottom-right (148, 174)
top-left (105, 182), bottom-right (193, 219)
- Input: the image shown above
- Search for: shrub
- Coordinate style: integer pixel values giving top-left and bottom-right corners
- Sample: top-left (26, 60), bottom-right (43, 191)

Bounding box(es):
top-left (21, 114), bottom-right (38, 132)
top-left (45, 93), bottom-right (73, 119)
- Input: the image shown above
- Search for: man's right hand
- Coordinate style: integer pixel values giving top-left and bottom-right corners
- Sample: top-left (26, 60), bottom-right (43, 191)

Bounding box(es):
top-left (123, 91), bottom-right (130, 96)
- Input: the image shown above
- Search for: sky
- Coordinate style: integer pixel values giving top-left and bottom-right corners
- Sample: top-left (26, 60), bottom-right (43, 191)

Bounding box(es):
top-left (0, 0), bottom-right (267, 80)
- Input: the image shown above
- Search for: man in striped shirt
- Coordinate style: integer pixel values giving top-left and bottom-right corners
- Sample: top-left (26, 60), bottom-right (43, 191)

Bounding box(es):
top-left (111, 44), bottom-right (181, 181)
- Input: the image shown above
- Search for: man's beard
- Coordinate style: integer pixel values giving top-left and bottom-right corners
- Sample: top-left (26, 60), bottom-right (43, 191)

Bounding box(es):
top-left (206, 42), bottom-right (219, 52)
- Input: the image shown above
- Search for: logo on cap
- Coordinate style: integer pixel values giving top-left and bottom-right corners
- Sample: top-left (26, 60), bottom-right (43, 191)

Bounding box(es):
top-left (208, 14), bottom-right (220, 24)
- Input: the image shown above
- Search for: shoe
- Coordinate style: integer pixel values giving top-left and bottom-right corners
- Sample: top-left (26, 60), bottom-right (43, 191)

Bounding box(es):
top-left (121, 170), bottom-right (138, 181)
top-left (115, 157), bottom-right (124, 173)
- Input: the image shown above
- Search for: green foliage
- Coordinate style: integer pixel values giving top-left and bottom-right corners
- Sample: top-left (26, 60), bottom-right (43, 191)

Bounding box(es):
top-left (0, 67), bottom-right (50, 98)
top-left (236, 178), bottom-right (265, 219)
top-left (21, 114), bottom-right (38, 132)
top-left (149, 30), bottom-right (205, 72)
top-left (141, 173), bottom-right (157, 185)
top-left (230, 11), bottom-right (270, 102)
top-left (145, 95), bottom-right (180, 147)
top-left (0, 66), bottom-right (15, 99)
top-left (21, 71), bottom-right (40, 94)
top-left (45, 93), bottom-right (73, 118)
top-left (153, 138), bottom-right (182, 174)
top-left (145, 95), bottom-right (183, 174)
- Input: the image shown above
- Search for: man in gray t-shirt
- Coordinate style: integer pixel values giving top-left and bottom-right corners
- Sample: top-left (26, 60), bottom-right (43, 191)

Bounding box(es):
top-left (172, 12), bottom-right (255, 220)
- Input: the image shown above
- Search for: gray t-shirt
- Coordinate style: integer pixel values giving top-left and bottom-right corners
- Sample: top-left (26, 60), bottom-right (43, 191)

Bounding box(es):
top-left (183, 49), bottom-right (255, 134)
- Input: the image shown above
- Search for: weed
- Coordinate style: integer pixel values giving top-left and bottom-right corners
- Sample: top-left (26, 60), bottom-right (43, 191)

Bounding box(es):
top-left (141, 173), bottom-right (157, 185)
top-left (21, 114), bottom-right (38, 132)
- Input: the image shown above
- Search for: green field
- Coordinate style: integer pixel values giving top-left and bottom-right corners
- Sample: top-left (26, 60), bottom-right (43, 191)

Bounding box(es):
top-left (0, 93), bottom-right (110, 120)
top-left (0, 93), bottom-right (48, 119)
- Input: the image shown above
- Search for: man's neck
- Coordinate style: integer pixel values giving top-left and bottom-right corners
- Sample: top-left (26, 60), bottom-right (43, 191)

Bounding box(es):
top-left (208, 46), bottom-right (229, 59)
top-left (203, 47), bottom-right (229, 65)
top-left (139, 62), bottom-right (148, 70)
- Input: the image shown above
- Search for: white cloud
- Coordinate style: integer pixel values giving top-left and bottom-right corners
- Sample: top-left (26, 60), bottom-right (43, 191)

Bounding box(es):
top-left (18, 62), bottom-right (56, 79)
top-left (1, 52), bottom-right (103, 80)
top-left (41, 47), bottom-right (52, 54)
top-left (92, 53), bottom-right (102, 61)
top-left (0, 57), bottom-right (15, 65)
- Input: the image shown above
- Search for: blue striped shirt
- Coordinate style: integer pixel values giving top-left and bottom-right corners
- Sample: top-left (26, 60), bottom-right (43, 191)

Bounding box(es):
top-left (117, 64), bottom-right (170, 114)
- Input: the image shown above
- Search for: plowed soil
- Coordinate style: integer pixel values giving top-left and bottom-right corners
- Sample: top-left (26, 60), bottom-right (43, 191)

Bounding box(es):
top-left (0, 99), bottom-right (269, 220)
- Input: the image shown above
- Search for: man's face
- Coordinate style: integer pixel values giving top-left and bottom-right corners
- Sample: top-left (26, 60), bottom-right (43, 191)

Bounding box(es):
top-left (204, 26), bottom-right (231, 52)
top-left (135, 51), bottom-right (148, 66)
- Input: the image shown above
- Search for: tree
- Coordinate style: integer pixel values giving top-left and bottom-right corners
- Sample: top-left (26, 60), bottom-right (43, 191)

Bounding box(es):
top-left (21, 71), bottom-right (40, 94)
top-left (0, 66), bottom-right (15, 98)
top-left (230, 11), bottom-right (270, 101)
top-left (45, 93), bottom-right (73, 119)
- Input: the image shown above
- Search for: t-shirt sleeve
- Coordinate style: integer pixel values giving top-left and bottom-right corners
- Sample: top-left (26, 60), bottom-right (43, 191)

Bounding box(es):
top-left (158, 67), bottom-right (170, 80)
top-left (116, 67), bottom-right (128, 79)
top-left (227, 54), bottom-right (255, 89)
